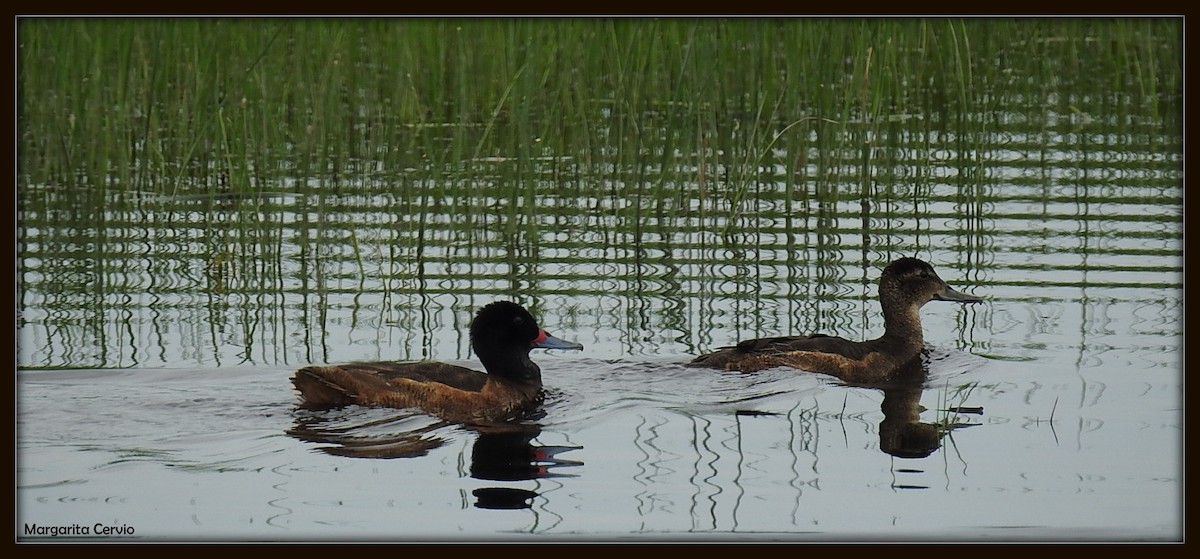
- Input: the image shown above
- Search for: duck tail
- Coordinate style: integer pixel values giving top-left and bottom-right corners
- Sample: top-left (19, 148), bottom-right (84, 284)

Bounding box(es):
top-left (292, 367), bottom-right (358, 408)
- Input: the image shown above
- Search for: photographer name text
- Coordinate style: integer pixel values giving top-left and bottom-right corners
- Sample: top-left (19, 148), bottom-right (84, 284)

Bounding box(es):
top-left (23, 523), bottom-right (135, 538)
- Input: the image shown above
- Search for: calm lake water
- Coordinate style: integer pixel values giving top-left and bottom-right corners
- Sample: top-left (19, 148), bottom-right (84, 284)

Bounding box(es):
top-left (16, 19), bottom-right (1182, 542)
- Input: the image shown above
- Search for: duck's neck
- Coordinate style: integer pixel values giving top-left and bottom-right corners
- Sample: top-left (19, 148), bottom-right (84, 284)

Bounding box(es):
top-left (478, 351), bottom-right (543, 385)
top-left (880, 299), bottom-right (925, 349)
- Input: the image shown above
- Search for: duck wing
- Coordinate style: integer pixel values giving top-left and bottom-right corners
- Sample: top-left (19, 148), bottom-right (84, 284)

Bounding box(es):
top-left (690, 333), bottom-right (877, 372)
top-left (292, 361), bottom-right (489, 408)
top-left (736, 333), bottom-right (878, 360)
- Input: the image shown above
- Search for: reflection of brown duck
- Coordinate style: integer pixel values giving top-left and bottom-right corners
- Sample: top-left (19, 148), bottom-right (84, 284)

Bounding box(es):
top-left (688, 258), bottom-right (983, 384)
top-left (291, 301), bottom-right (583, 424)
top-left (872, 360), bottom-right (942, 459)
top-left (852, 357), bottom-right (980, 459)
top-left (879, 394), bottom-right (941, 459)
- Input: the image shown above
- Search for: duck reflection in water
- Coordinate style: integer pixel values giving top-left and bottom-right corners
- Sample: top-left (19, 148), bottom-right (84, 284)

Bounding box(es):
top-left (288, 414), bottom-right (581, 469)
top-left (286, 410), bottom-right (452, 459)
top-left (470, 424), bottom-right (582, 510)
top-left (469, 424), bottom-right (582, 482)
top-left (867, 356), bottom-right (979, 460)
top-left (287, 416), bottom-right (581, 509)
top-left (732, 353), bottom-right (981, 462)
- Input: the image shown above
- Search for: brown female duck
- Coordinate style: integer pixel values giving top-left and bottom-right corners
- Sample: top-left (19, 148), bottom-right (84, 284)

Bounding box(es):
top-left (688, 257), bottom-right (983, 383)
top-left (292, 301), bottom-right (583, 423)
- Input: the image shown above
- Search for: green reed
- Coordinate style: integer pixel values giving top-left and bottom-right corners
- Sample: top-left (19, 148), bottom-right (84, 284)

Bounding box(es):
top-left (19, 18), bottom-right (1181, 209)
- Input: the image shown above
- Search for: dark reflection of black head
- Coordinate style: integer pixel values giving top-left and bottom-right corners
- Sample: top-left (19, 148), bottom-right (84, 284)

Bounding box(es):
top-left (469, 424), bottom-right (583, 482)
top-left (467, 424), bottom-right (582, 511)
top-left (843, 354), bottom-right (980, 459)
top-left (472, 487), bottom-right (539, 510)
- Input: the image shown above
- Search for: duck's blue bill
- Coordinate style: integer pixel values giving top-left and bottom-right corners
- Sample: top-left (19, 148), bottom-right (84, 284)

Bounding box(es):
top-left (935, 285), bottom-right (984, 303)
top-left (533, 330), bottom-right (585, 351)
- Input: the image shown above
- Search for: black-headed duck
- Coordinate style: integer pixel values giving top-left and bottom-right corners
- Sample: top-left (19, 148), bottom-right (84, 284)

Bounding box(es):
top-left (688, 257), bottom-right (983, 384)
top-left (292, 301), bottom-right (583, 423)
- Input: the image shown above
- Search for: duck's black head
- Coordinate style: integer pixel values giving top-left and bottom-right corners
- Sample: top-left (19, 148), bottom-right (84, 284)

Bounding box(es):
top-left (470, 301), bottom-right (540, 350)
top-left (470, 301), bottom-right (583, 381)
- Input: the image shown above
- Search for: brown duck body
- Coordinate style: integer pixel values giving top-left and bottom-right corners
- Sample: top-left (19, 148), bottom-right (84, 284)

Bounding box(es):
top-left (291, 301), bottom-right (582, 424)
top-left (689, 333), bottom-right (925, 384)
top-left (688, 257), bottom-right (982, 383)
top-left (293, 361), bottom-right (546, 423)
